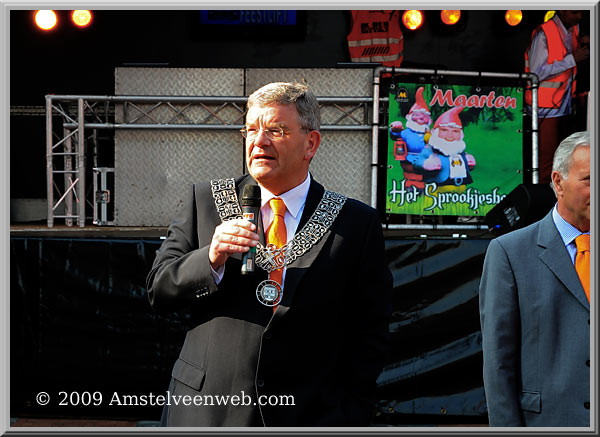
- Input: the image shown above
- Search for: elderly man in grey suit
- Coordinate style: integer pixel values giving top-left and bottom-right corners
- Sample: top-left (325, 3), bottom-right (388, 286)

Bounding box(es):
top-left (479, 130), bottom-right (591, 426)
top-left (147, 82), bottom-right (392, 427)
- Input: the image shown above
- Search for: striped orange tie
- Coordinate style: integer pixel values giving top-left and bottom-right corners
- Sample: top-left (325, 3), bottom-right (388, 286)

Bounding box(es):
top-left (575, 234), bottom-right (590, 302)
top-left (267, 198), bottom-right (287, 310)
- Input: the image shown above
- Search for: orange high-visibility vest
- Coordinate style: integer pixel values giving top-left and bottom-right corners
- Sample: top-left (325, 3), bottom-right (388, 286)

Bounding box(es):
top-left (525, 18), bottom-right (579, 108)
top-left (347, 10), bottom-right (404, 68)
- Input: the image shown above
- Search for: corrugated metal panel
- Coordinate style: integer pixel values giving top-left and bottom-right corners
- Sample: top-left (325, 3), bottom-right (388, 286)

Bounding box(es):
top-left (247, 68), bottom-right (373, 205)
top-left (245, 68), bottom-right (373, 96)
top-left (310, 131), bottom-right (371, 205)
top-left (115, 68), bottom-right (244, 96)
top-left (114, 130), bottom-right (243, 226)
top-left (114, 68), bottom-right (245, 226)
top-left (113, 67), bottom-right (373, 225)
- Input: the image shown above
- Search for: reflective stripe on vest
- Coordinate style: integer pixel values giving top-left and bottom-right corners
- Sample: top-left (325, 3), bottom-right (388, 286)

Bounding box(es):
top-left (524, 18), bottom-right (579, 108)
top-left (346, 10), bottom-right (404, 68)
top-left (348, 37), bottom-right (403, 47)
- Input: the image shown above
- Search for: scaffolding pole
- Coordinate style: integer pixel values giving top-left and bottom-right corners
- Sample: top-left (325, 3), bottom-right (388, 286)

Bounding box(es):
top-left (45, 72), bottom-right (537, 230)
top-left (45, 96), bottom-right (53, 228)
top-left (45, 94), bottom-right (373, 227)
top-left (372, 66), bottom-right (539, 230)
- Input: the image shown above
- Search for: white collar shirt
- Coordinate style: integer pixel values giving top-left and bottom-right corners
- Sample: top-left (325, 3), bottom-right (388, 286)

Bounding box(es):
top-left (259, 173), bottom-right (311, 244)
top-left (258, 173), bottom-right (312, 289)
top-left (552, 204), bottom-right (590, 266)
top-left (211, 174), bottom-right (312, 287)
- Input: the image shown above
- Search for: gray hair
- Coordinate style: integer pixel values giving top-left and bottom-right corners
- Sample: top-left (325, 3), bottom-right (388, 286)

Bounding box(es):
top-left (247, 82), bottom-right (320, 131)
top-left (551, 130), bottom-right (590, 194)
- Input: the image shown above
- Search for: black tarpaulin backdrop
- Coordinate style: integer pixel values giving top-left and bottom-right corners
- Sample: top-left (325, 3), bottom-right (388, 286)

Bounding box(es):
top-left (10, 236), bottom-right (490, 424)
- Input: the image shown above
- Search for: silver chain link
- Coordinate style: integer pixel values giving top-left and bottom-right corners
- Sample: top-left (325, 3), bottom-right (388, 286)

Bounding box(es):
top-left (210, 178), bottom-right (347, 273)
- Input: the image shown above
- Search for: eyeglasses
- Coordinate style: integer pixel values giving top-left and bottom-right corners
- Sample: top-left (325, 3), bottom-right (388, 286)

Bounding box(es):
top-left (240, 126), bottom-right (308, 140)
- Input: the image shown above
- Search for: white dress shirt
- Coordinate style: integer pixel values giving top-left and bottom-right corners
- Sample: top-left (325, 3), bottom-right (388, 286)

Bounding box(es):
top-left (552, 204), bottom-right (590, 266)
top-left (211, 173), bottom-right (312, 288)
top-left (257, 173), bottom-right (311, 289)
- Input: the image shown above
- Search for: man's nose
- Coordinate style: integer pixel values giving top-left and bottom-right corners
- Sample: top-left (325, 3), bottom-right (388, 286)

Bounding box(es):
top-left (252, 128), bottom-right (272, 146)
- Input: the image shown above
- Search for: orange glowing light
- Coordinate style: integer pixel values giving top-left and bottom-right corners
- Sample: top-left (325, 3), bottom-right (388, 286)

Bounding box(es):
top-left (505, 10), bottom-right (523, 26)
top-left (402, 10), bottom-right (424, 30)
top-left (72, 10), bottom-right (92, 27)
top-left (544, 10), bottom-right (556, 22)
top-left (441, 10), bottom-right (461, 25)
top-left (34, 10), bottom-right (57, 31)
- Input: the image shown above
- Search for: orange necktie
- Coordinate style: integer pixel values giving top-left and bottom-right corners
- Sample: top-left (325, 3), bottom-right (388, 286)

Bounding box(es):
top-left (267, 198), bottom-right (287, 310)
top-left (575, 234), bottom-right (590, 302)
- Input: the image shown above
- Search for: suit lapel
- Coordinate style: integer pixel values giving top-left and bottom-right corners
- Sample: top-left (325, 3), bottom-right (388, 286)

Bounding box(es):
top-left (296, 177), bottom-right (324, 231)
top-left (268, 179), bottom-right (332, 325)
top-left (236, 175), bottom-right (340, 329)
top-left (537, 213), bottom-right (590, 311)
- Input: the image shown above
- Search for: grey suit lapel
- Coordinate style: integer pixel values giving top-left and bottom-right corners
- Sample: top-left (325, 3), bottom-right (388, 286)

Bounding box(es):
top-left (537, 213), bottom-right (589, 311)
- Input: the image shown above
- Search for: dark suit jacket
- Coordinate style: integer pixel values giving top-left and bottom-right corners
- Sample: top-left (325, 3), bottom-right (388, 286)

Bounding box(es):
top-left (479, 211), bottom-right (590, 426)
top-left (146, 175), bottom-right (392, 427)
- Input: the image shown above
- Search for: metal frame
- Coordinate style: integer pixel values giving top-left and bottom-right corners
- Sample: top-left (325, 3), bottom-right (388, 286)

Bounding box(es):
top-left (93, 167), bottom-right (114, 226)
top-left (46, 97), bottom-right (86, 227)
top-left (45, 67), bottom-right (539, 230)
top-left (45, 95), bottom-right (373, 227)
top-left (372, 66), bottom-right (539, 231)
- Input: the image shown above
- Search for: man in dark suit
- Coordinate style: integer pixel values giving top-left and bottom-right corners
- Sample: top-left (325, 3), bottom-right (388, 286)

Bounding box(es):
top-left (146, 82), bottom-right (392, 427)
top-left (479, 130), bottom-right (590, 426)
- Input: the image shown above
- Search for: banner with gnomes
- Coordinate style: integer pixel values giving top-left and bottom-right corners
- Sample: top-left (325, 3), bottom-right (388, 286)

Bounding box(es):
top-left (386, 83), bottom-right (524, 216)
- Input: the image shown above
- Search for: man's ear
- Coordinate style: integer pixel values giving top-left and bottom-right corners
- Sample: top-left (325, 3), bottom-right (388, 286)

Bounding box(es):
top-left (551, 170), bottom-right (563, 197)
top-left (304, 130), bottom-right (321, 161)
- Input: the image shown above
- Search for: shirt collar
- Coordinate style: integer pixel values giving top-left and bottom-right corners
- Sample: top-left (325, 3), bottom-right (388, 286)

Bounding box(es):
top-left (553, 14), bottom-right (565, 30)
top-left (259, 173), bottom-right (311, 219)
top-left (552, 204), bottom-right (589, 246)
top-left (552, 14), bottom-right (574, 43)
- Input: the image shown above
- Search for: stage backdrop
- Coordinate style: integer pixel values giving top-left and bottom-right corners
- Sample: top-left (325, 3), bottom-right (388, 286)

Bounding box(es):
top-left (386, 82), bottom-right (523, 216)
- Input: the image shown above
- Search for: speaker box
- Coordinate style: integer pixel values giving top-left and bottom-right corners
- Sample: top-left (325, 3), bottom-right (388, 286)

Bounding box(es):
top-left (485, 183), bottom-right (556, 236)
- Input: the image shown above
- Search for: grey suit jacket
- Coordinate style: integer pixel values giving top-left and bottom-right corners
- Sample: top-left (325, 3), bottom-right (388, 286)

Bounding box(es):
top-left (479, 211), bottom-right (590, 426)
top-left (146, 175), bottom-right (392, 426)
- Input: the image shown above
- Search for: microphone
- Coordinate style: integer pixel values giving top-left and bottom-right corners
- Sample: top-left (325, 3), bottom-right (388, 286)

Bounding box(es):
top-left (241, 184), bottom-right (261, 275)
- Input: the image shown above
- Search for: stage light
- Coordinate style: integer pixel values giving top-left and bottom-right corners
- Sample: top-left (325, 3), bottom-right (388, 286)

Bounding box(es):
top-left (544, 10), bottom-right (556, 22)
top-left (441, 10), bottom-right (461, 25)
top-left (402, 10), bottom-right (424, 30)
top-left (505, 10), bottom-right (523, 26)
top-left (34, 10), bottom-right (57, 31)
top-left (72, 10), bottom-right (93, 27)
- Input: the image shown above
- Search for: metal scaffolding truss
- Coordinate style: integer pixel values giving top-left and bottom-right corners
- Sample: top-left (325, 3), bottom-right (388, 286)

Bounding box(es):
top-left (46, 97), bottom-right (86, 228)
top-left (46, 67), bottom-right (537, 230)
top-left (45, 95), bottom-right (373, 227)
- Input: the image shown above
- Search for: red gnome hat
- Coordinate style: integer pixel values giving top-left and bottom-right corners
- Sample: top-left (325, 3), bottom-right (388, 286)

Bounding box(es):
top-left (433, 106), bottom-right (464, 130)
top-left (408, 86), bottom-right (430, 115)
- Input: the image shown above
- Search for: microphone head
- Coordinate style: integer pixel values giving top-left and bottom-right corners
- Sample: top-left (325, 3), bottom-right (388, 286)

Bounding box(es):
top-left (241, 184), bottom-right (261, 207)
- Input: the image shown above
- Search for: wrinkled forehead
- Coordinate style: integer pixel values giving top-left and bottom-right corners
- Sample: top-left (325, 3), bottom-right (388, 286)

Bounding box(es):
top-left (245, 103), bottom-right (300, 126)
top-left (568, 145), bottom-right (591, 171)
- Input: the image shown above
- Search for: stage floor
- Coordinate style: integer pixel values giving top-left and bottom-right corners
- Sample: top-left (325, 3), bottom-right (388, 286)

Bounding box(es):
top-left (10, 224), bottom-right (168, 238)
top-left (10, 223), bottom-right (493, 239)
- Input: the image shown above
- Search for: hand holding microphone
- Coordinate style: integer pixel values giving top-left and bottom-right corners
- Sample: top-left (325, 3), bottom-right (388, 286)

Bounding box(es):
top-left (208, 184), bottom-right (261, 272)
